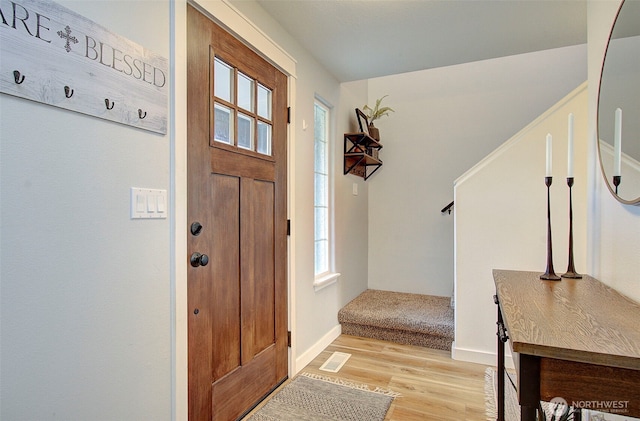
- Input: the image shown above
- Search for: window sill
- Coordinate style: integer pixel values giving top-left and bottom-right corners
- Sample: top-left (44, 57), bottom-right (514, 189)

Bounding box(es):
top-left (313, 272), bottom-right (341, 292)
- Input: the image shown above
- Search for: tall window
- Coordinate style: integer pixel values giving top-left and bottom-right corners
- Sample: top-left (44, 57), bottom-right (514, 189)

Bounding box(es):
top-left (314, 99), bottom-right (334, 283)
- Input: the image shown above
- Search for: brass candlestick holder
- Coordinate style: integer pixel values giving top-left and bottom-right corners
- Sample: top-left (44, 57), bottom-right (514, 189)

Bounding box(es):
top-left (541, 176), bottom-right (560, 280)
top-left (562, 177), bottom-right (581, 279)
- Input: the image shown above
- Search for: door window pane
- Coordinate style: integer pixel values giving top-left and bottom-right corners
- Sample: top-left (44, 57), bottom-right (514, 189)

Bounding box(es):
top-left (257, 84), bottom-right (272, 119)
top-left (238, 72), bottom-right (254, 112)
top-left (237, 113), bottom-right (254, 150)
top-left (314, 173), bottom-right (327, 207)
top-left (315, 239), bottom-right (328, 275)
top-left (214, 58), bottom-right (233, 103)
top-left (214, 102), bottom-right (233, 144)
top-left (257, 122), bottom-right (272, 156)
top-left (314, 134), bottom-right (327, 173)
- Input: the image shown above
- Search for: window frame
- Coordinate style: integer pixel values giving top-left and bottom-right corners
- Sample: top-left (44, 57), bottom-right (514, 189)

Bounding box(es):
top-left (313, 97), bottom-right (340, 290)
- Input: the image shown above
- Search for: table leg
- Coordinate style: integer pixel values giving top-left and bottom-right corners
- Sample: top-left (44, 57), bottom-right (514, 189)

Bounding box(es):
top-left (495, 296), bottom-right (506, 421)
top-left (497, 317), bottom-right (505, 421)
top-left (521, 405), bottom-right (536, 421)
top-left (573, 408), bottom-right (582, 421)
top-left (518, 354), bottom-right (541, 421)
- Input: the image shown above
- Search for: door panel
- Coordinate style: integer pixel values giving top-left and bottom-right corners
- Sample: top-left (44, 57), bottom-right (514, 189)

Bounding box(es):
top-left (210, 347), bottom-right (277, 421)
top-left (187, 5), bottom-right (288, 421)
top-left (210, 174), bottom-right (241, 380)
top-left (246, 180), bottom-right (275, 356)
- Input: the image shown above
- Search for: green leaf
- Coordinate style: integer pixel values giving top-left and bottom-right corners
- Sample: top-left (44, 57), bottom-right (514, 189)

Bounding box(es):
top-left (362, 95), bottom-right (395, 123)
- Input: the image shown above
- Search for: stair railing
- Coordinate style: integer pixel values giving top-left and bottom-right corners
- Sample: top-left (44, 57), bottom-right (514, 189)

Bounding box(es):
top-left (441, 201), bottom-right (454, 214)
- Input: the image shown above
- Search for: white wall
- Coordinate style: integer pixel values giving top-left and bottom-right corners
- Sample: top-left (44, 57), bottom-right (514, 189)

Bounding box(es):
top-left (588, 0), bottom-right (640, 302)
top-left (0, 1), bottom-right (172, 420)
top-left (366, 46), bottom-right (587, 297)
top-left (454, 84), bottom-right (589, 365)
top-left (336, 80), bottom-right (371, 306)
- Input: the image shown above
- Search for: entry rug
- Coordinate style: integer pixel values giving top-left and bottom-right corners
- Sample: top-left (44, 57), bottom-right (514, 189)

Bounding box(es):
top-left (247, 372), bottom-right (399, 421)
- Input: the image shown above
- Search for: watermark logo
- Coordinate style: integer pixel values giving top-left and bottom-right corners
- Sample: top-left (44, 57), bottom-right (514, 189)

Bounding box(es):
top-left (571, 399), bottom-right (629, 414)
top-left (549, 396), bottom-right (630, 416)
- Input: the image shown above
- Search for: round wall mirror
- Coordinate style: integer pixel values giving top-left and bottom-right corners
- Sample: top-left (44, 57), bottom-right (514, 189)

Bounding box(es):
top-left (597, 0), bottom-right (640, 205)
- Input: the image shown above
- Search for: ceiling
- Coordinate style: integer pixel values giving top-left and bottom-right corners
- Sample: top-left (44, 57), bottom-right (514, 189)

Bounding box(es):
top-left (254, 0), bottom-right (588, 82)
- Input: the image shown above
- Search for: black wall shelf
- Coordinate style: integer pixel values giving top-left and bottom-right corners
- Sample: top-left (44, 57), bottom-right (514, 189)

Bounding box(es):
top-left (344, 132), bottom-right (383, 180)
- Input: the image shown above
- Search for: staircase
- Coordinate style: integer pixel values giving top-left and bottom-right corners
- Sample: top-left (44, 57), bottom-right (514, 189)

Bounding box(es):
top-left (338, 289), bottom-right (454, 351)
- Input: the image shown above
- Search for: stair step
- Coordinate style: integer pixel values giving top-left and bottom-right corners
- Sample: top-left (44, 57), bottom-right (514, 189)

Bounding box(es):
top-left (338, 289), bottom-right (454, 351)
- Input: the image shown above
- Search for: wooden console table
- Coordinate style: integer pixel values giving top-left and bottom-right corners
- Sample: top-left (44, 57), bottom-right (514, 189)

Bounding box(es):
top-left (493, 269), bottom-right (640, 421)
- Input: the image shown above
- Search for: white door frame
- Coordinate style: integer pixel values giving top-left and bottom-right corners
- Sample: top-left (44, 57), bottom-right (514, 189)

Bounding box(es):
top-left (170, 1), bottom-right (297, 420)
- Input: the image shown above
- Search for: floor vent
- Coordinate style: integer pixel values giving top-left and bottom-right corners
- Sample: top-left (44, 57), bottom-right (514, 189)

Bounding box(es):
top-left (319, 351), bottom-right (351, 373)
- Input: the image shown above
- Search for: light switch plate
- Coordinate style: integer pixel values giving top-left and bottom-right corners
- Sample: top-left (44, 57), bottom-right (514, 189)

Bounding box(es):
top-left (131, 188), bottom-right (167, 219)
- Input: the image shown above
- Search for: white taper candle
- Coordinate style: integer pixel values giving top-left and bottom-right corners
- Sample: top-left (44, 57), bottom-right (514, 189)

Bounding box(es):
top-left (546, 133), bottom-right (552, 177)
top-left (614, 108), bottom-right (622, 177)
top-left (567, 113), bottom-right (574, 178)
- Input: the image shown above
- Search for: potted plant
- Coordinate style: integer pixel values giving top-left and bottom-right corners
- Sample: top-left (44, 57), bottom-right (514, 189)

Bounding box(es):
top-left (362, 95), bottom-right (394, 141)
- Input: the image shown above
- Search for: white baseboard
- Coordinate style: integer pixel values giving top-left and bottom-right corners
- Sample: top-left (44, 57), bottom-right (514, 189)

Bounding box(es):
top-left (451, 342), bottom-right (514, 369)
top-left (293, 324), bottom-right (341, 375)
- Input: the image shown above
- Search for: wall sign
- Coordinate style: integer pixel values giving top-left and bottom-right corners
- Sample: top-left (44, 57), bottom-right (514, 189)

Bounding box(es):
top-left (0, 0), bottom-right (168, 134)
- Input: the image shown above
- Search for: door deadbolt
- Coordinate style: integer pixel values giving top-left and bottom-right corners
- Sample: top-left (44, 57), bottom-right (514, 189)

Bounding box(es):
top-left (190, 252), bottom-right (209, 267)
top-left (190, 222), bottom-right (203, 236)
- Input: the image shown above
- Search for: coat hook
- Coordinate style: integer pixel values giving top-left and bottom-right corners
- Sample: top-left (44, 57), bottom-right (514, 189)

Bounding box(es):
top-left (64, 86), bottom-right (74, 98)
top-left (138, 109), bottom-right (147, 119)
top-left (105, 98), bottom-right (115, 110)
top-left (13, 70), bottom-right (25, 84)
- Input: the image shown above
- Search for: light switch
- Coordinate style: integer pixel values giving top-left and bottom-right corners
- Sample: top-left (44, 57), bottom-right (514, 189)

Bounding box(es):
top-left (157, 193), bottom-right (166, 213)
top-left (131, 188), bottom-right (167, 219)
top-left (147, 193), bottom-right (156, 212)
top-left (352, 183), bottom-right (358, 196)
top-left (136, 192), bottom-right (146, 212)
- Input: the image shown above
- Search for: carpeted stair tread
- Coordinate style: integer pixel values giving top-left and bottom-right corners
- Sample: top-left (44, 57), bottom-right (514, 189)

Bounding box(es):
top-left (338, 289), bottom-right (454, 350)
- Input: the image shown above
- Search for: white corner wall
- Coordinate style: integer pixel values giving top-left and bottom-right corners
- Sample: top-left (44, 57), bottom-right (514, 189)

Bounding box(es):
top-left (587, 0), bottom-right (640, 302)
top-left (453, 84), bottom-right (589, 366)
top-left (366, 45), bottom-right (587, 297)
top-left (0, 1), bottom-right (172, 420)
top-left (335, 79), bottom-right (371, 304)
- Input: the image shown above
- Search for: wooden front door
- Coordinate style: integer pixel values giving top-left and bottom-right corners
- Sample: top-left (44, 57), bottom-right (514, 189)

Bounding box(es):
top-left (187, 5), bottom-right (288, 421)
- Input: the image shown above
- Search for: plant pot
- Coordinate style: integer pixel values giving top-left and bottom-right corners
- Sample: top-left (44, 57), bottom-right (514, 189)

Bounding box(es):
top-left (368, 125), bottom-right (380, 141)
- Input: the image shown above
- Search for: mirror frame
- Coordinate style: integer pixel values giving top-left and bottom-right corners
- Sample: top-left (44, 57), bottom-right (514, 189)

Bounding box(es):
top-left (597, 0), bottom-right (640, 206)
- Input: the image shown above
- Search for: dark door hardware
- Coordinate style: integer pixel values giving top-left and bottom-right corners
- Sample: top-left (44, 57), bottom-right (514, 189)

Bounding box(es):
top-left (13, 70), bottom-right (25, 84)
top-left (190, 252), bottom-right (209, 267)
top-left (190, 222), bottom-right (203, 236)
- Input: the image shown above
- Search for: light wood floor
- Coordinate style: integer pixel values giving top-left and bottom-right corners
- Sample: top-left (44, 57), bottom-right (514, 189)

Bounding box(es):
top-left (246, 334), bottom-right (491, 420)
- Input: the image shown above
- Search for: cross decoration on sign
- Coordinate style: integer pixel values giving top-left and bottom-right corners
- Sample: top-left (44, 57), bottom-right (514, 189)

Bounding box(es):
top-left (57, 25), bottom-right (78, 53)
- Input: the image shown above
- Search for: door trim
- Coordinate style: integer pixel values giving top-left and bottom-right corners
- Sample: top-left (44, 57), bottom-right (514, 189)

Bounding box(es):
top-left (171, 1), bottom-right (297, 420)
